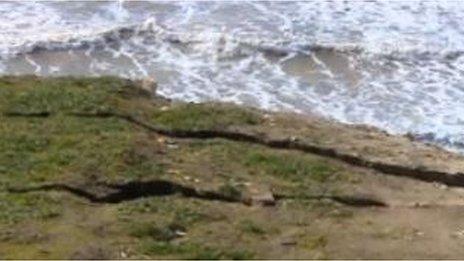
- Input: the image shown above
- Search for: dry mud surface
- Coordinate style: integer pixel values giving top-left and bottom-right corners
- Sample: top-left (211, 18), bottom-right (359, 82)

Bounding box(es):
top-left (1, 76), bottom-right (464, 259)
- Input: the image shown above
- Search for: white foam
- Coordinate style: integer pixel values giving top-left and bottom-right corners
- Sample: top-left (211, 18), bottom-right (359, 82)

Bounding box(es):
top-left (1, 1), bottom-right (464, 151)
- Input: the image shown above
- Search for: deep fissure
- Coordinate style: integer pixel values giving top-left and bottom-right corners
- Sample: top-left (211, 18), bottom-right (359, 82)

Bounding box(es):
top-left (5, 110), bottom-right (464, 188)
top-left (72, 111), bottom-right (464, 188)
top-left (7, 179), bottom-right (387, 207)
top-left (7, 180), bottom-right (239, 204)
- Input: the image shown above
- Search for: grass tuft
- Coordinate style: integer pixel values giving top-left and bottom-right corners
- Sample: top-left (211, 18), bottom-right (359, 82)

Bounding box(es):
top-left (151, 103), bottom-right (261, 130)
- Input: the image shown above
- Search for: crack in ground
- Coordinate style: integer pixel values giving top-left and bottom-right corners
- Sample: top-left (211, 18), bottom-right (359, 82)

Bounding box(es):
top-left (7, 180), bottom-right (239, 204)
top-left (6, 110), bottom-right (464, 188)
top-left (71, 111), bottom-right (464, 188)
top-left (4, 111), bottom-right (51, 117)
top-left (274, 194), bottom-right (388, 207)
top-left (6, 179), bottom-right (387, 207)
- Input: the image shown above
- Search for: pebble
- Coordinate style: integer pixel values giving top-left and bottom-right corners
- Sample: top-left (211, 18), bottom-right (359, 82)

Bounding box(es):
top-left (166, 139), bottom-right (177, 145)
top-left (247, 192), bottom-right (276, 207)
top-left (166, 139), bottom-right (179, 149)
top-left (432, 182), bottom-right (448, 190)
top-left (175, 230), bottom-right (187, 237)
top-left (452, 229), bottom-right (464, 239)
top-left (281, 240), bottom-right (297, 246)
top-left (412, 202), bottom-right (431, 208)
top-left (167, 169), bottom-right (180, 175)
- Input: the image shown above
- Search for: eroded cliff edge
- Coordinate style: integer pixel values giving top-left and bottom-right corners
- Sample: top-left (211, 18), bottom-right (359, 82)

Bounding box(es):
top-left (2, 76), bottom-right (464, 259)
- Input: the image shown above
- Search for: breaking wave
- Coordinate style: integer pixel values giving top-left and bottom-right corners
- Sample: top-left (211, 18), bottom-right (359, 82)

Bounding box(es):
top-left (2, 1), bottom-right (464, 153)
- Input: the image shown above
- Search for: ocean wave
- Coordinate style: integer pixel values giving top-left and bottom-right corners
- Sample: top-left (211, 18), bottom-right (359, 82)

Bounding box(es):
top-left (2, 1), bottom-right (464, 154)
top-left (7, 23), bottom-right (464, 66)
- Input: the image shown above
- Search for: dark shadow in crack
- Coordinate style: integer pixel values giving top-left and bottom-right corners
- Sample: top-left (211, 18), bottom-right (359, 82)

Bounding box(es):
top-left (7, 179), bottom-right (387, 207)
top-left (274, 194), bottom-right (388, 207)
top-left (7, 179), bottom-right (240, 204)
top-left (6, 110), bottom-right (464, 188)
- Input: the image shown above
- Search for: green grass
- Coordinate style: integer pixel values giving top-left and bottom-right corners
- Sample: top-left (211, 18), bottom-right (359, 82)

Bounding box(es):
top-left (239, 219), bottom-right (266, 235)
top-left (140, 240), bottom-right (254, 259)
top-left (151, 103), bottom-right (261, 130)
top-left (0, 76), bottom-right (358, 259)
top-left (129, 222), bottom-right (185, 242)
top-left (0, 193), bottom-right (61, 224)
top-left (0, 115), bottom-right (144, 183)
top-left (217, 182), bottom-right (244, 201)
top-left (0, 77), bottom-right (168, 225)
top-left (182, 140), bottom-right (339, 184)
top-left (1, 101), bottom-right (165, 185)
top-left (0, 76), bottom-right (129, 113)
top-left (303, 235), bottom-right (328, 250)
top-left (245, 151), bottom-right (336, 182)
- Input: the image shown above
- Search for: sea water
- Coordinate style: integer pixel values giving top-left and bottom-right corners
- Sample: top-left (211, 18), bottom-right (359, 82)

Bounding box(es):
top-left (1, 1), bottom-right (464, 151)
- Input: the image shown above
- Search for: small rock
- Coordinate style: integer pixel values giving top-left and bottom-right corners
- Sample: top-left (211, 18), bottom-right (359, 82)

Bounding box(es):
top-left (167, 169), bottom-right (181, 175)
top-left (263, 114), bottom-right (276, 126)
top-left (166, 139), bottom-right (179, 149)
top-left (167, 144), bottom-right (179, 149)
top-left (452, 229), bottom-right (464, 239)
top-left (281, 240), bottom-right (297, 246)
top-left (243, 184), bottom-right (276, 206)
top-left (166, 139), bottom-right (177, 145)
top-left (140, 76), bottom-right (158, 95)
top-left (432, 182), bottom-right (448, 190)
top-left (412, 202), bottom-right (431, 208)
top-left (174, 230), bottom-right (187, 237)
top-left (253, 193), bottom-right (275, 206)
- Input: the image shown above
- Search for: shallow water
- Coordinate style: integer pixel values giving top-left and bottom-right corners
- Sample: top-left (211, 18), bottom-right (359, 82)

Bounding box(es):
top-left (1, 1), bottom-right (464, 152)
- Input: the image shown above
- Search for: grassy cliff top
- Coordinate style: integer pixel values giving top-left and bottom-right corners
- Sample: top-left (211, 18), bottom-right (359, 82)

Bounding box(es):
top-left (1, 76), bottom-right (464, 259)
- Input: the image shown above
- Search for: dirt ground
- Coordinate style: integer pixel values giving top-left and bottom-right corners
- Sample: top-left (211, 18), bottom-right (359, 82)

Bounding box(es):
top-left (2, 76), bottom-right (464, 259)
